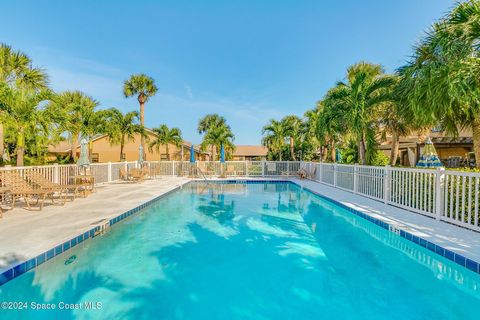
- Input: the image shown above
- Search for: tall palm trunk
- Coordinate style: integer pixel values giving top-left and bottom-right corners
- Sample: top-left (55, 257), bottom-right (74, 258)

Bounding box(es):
top-left (139, 97), bottom-right (145, 159)
top-left (16, 129), bottom-right (25, 166)
top-left (358, 138), bottom-right (366, 165)
top-left (0, 124), bottom-right (4, 160)
top-left (289, 137), bottom-right (296, 161)
top-left (211, 145), bottom-right (215, 161)
top-left (472, 117), bottom-right (480, 168)
top-left (70, 134), bottom-right (77, 162)
top-left (330, 140), bottom-right (336, 162)
top-left (120, 135), bottom-right (125, 161)
top-left (390, 130), bottom-right (400, 166)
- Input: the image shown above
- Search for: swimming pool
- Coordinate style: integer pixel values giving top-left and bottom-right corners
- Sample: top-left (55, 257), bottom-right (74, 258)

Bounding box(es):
top-left (0, 181), bottom-right (479, 319)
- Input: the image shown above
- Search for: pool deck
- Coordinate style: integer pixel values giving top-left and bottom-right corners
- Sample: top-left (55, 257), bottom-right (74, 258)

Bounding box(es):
top-left (291, 177), bottom-right (480, 264)
top-left (0, 177), bottom-right (190, 272)
top-left (0, 176), bottom-right (479, 274)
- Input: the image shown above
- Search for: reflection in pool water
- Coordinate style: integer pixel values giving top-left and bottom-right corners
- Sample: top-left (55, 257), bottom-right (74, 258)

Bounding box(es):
top-left (0, 181), bottom-right (479, 320)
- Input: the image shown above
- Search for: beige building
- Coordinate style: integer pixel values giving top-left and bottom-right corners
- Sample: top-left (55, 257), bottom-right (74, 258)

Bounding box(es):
top-left (232, 145), bottom-right (268, 161)
top-left (378, 128), bottom-right (473, 167)
top-left (48, 130), bottom-right (206, 163)
top-left (191, 145), bottom-right (268, 161)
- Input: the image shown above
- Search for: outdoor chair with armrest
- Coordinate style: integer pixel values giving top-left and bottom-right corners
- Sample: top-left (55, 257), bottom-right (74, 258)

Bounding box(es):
top-left (129, 168), bottom-right (145, 182)
top-left (1, 171), bottom-right (60, 210)
top-left (25, 171), bottom-right (79, 201)
top-left (0, 186), bottom-right (12, 217)
top-left (225, 164), bottom-right (245, 176)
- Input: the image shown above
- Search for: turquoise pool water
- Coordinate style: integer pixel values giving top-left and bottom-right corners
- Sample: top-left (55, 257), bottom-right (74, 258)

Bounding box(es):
top-left (1, 181), bottom-right (480, 319)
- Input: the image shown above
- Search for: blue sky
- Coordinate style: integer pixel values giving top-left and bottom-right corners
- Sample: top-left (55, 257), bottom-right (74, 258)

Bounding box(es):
top-left (0, 0), bottom-right (454, 144)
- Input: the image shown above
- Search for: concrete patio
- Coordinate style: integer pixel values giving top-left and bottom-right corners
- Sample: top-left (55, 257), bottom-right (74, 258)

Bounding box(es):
top-left (0, 177), bottom-right (190, 272)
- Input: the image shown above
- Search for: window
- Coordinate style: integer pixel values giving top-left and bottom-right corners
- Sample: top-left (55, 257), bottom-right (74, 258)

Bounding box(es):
top-left (91, 153), bottom-right (99, 163)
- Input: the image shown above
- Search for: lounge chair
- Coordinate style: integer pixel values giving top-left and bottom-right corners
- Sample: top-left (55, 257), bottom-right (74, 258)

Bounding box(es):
top-left (129, 168), bottom-right (145, 182)
top-left (0, 186), bottom-right (11, 217)
top-left (25, 171), bottom-right (79, 201)
top-left (141, 166), bottom-right (151, 179)
top-left (308, 166), bottom-right (317, 180)
top-left (266, 163), bottom-right (277, 175)
top-left (1, 171), bottom-right (59, 210)
top-left (225, 164), bottom-right (245, 176)
top-left (197, 162), bottom-right (215, 176)
top-left (119, 167), bottom-right (131, 181)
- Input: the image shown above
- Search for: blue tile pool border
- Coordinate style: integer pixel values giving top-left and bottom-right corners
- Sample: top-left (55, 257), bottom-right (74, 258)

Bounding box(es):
top-left (286, 180), bottom-right (480, 275)
top-left (0, 185), bottom-right (182, 287)
top-left (1, 179), bottom-right (479, 287)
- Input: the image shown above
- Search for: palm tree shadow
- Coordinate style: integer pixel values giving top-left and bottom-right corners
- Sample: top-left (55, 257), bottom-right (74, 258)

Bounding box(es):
top-left (118, 211), bottom-right (328, 319)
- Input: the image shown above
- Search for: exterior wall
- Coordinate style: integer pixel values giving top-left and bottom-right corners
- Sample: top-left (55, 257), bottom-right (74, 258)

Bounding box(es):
top-left (63, 133), bottom-right (202, 163)
top-left (232, 156), bottom-right (267, 161)
top-left (435, 146), bottom-right (471, 160)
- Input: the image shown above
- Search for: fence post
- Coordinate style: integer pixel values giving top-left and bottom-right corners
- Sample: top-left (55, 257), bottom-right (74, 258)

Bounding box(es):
top-left (53, 163), bottom-right (59, 184)
top-left (135, 161), bottom-right (138, 169)
top-left (435, 167), bottom-right (445, 220)
top-left (107, 162), bottom-right (112, 182)
top-left (287, 161), bottom-right (290, 176)
top-left (124, 161), bottom-right (128, 172)
top-left (333, 163), bottom-right (337, 187)
top-left (172, 161), bottom-right (175, 176)
top-left (383, 165), bottom-right (391, 204)
top-left (319, 163), bottom-right (323, 182)
top-left (262, 161), bottom-right (265, 177)
top-left (353, 163), bottom-right (358, 194)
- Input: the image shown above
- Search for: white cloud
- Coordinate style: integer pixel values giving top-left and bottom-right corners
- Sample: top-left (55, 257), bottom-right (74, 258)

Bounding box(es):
top-left (30, 48), bottom-right (291, 144)
top-left (185, 84), bottom-right (193, 99)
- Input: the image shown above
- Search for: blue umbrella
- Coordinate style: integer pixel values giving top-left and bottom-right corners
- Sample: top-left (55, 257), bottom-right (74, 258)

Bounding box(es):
top-left (416, 137), bottom-right (443, 168)
top-left (220, 144), bottom-right (225, 163)
top-left (190, 145), bottom-right (195, 163)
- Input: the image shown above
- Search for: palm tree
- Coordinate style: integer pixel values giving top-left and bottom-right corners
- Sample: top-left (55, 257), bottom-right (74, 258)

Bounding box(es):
top-left (325, 62), bottom-right (395, 164)
top-left (0, 85), bottom-right (52, 166)
top-left (262, 119), bottom-right (285, 161)
top-left (281, 115), bottom-right (302, 161)
top-left (104, 108), bottom-right (143, 161)
top-left (200, 125), bottom-right (235, 160)
top-left (198, 114), bottom-right (227, 134)
top-left (0, 43), bottom-right (49, 158)
top-left (123, 74), bottom-right (158, 153)
top-left (198, 114), bottom-right (227, 160)
top-left (316, 99), bottom-right (345, 162)
top-left (303, 109), bottom-right (322, 160)
top-left (149, 124), bottom-right (183, 160)
top-left (48, 91), bottom-right (100, 162)
top-left (378, 76), bottom-right (420, 165)
top-left (399, 1), bottom-right (480, 167)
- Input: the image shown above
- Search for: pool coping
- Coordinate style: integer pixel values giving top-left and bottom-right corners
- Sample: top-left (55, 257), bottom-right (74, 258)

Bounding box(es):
top-left (1, 178), bottom-right (479, 287)
top-left (0, 185), bottom-right (183, 286)
top-left (287, 180), bottom-right (480, 275)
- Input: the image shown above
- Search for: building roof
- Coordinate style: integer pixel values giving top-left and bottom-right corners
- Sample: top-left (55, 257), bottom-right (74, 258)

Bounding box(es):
top-left (233, 145), bottom-right (268, 157)
top-left (48, 130), bottom-right (204, 154)
top-left (48, 140), bottom-right (72, 153)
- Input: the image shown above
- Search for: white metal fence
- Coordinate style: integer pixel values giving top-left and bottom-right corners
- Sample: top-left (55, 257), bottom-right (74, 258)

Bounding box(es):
top-left (1, 160), bottom-right (480, 232)
top-left (0, 162), bottom-right (138, 187)
top-left (302, 162), bottom-right (480, 232)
